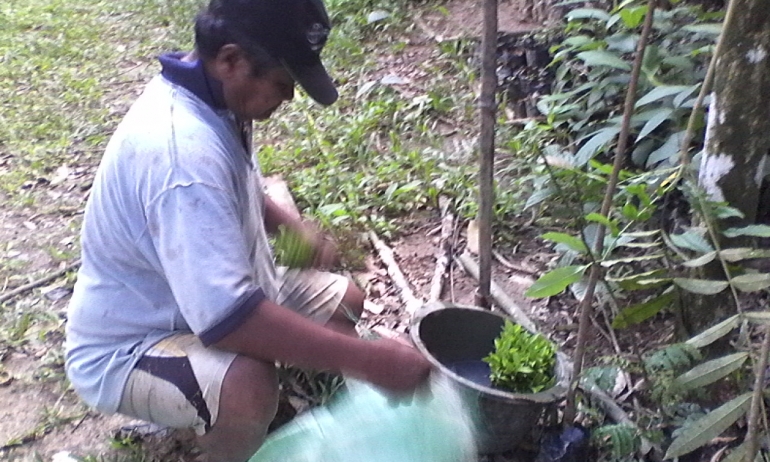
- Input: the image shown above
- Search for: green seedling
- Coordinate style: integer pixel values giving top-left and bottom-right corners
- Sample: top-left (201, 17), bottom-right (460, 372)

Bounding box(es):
top-left (483, 321), bottom-right (557, 393)
top-left (273, 225), bottom-right (315, 268)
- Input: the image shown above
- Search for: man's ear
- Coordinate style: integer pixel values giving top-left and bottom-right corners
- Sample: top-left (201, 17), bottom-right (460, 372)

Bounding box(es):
top-left (209, 44), bottom-right (249, 80)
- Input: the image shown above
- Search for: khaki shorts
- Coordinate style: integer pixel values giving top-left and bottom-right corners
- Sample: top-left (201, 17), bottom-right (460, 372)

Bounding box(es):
top-left (117, 269), bottom-right (348, 435)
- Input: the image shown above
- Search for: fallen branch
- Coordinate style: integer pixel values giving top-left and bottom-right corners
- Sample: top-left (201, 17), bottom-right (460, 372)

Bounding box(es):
top-left (367, 231), bottom-right (423, 316)
top-left (0, 259), bottom-right (81, 304)
top-left (456, 251), bottom-right (537, 333)
top-left (429, 196), bottom-right (454, 302)
top-left (492, 250), bottom-right (538, 275)
top-left (579, 382), bottom-right (661, 460)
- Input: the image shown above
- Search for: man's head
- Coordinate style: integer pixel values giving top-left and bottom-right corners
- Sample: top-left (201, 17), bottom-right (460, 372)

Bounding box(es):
top-left (195, 0), bottom-right (337, 111)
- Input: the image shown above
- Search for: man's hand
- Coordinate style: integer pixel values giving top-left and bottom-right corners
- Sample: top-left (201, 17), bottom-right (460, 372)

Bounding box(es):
top-left (355, 339), bottom-right (433, 395)
top-left (310, 235), bottom-right (340, 269)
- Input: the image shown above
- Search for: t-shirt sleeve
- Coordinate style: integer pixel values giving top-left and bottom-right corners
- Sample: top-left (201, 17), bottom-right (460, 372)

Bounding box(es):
top-left (145, 181), bottom-right (265, 346)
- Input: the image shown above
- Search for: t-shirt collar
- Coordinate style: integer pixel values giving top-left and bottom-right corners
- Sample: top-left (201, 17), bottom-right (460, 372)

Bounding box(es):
top-left (159, 52), bottom-right (227, 110)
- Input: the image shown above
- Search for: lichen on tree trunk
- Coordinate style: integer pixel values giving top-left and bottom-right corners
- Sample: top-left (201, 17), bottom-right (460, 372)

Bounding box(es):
top-left (683, 4), bottom-right (770, 334)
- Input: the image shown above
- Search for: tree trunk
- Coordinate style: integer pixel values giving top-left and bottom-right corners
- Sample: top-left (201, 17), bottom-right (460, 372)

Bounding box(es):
top-left (683, 4), bottom-right (770, 334)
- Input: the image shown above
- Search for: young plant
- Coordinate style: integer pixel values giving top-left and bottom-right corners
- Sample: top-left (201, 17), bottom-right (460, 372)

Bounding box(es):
top-left (273, 225), bottom-right (316, 269)
top-left (483, 321), bottom-right (557, 393)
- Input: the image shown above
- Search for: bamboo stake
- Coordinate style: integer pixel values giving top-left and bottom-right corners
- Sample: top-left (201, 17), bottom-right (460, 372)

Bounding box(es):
top-left (476, 0), bottom-right (498, 308)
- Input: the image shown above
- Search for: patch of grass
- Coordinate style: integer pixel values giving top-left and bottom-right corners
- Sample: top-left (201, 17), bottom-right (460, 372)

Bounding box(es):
top-left (256, 0), bottom-right (482, 236)
top-left (0, 0), bottom-right (203, 204)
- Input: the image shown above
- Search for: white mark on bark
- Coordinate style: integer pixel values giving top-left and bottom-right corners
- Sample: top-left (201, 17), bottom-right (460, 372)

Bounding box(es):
top-left (699, 153), bottom-right (735, 202)
top-left (747, 46), bottom-right (767, 64)
top-left (703, 92), bottom-right (719, 149)
top-left (756, 155), bottom-right (768, 187)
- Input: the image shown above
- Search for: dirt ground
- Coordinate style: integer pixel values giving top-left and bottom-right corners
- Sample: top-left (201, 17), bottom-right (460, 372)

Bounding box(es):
top-left (0, 1), bottom-right (640, 461)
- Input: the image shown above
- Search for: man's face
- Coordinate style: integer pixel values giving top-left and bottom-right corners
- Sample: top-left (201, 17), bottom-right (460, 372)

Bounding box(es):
top-left (221, 57), bottom-right (295, 121)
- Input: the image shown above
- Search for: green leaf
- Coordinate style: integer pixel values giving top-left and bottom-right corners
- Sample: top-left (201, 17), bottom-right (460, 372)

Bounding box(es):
top-left (585, 212), bottom-right (620, 236)
top-left (525, 265), bottom-right (589, 299)
top-left (593, 424), bottom-right (639, 458)
top-left (664, 393), bottom-right (751, 459)
top-left (731, 273), bottom-right (770, 292)
top-left (636, 108), bottom-right (673, 142)
top-left (618, 6), bottom-right (647, 28)
top-left (566, 8), bottom-right (612, 21)
top-left (673, 352), bottom-right (748, 392)
top-left (542, 232), bottom-right (588, 254)
top-left (647, 131), bottom-right (685, 166)
top-left (682, 23), bottom-right (723, 35)
top-left (601, 254), bottom-right (665, 267)
top-left (576, 50), bottom-right (631, 70)
top-left (744, 311), bottom-right (770, 325)
top-left (613, 291), bottom-right (676, 329)
top-left (525, 186), bottom-right (555, 209)
top-left (720, 248), bottom-right (770, 262)
top-left (635, 85), bottom-right (693, 108)
top-left (682, 251), bottom-right (717, 268)
top-left (686, 315), bottom-right (740, 348)
top-left (607, 270), bottom-right (670, 290)
top-left (673, 278), bottom-right (728, 295)
top-left (723, 225), bottom-right (770, 238)
top-left (575, 127), bottom-right (621, 166)
top-left (669, 230), bottom-right (714, 253)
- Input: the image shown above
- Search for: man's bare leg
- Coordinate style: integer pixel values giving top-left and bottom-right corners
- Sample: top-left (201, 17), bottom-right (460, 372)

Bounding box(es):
top-left (197, 356), bottom-right (279, 462)
top-left (324, 280), bottom-right (364, 336)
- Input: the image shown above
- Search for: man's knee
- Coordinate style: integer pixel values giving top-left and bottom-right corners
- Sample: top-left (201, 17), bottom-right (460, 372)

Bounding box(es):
top-left (340, 280), bottom-right (364, 320)
top-left (217, 356), bottom-right (279, 428)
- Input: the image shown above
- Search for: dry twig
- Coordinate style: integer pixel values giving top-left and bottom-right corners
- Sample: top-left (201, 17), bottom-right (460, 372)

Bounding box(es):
top-left (429, 196), bottom-right (454, 302)
top-left (367, 231), bottom-right (423, 316)
top-left (0, 260), bottom-right (81, 304)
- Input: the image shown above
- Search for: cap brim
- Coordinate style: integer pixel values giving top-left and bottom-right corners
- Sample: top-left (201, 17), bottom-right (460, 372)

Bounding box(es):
top-left (282, 59), bottom-right (338, 106)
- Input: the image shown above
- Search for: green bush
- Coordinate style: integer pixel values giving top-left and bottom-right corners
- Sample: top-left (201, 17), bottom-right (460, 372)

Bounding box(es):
top-left (483, 321), bottom-right (557, 393)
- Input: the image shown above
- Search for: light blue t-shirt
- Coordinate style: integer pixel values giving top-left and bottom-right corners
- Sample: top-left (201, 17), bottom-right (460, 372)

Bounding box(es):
top-left (65, 74), bottom-right (276, 413)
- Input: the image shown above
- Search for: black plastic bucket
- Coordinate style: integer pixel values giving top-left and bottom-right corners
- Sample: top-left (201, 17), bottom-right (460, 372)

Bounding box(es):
top-left (410, 303), bottom-right (570, 454)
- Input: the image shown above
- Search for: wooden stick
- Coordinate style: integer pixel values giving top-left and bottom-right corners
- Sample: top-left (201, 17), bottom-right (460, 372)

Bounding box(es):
top-left (429, 196), bottom-right (454, 302)
top-left (0, 260), bottom-right (81, 304)
top-left (456, 251), bottom-right (537, 333)
top-left (579, 382), bottom-right (660, 460)
top-left (367, 231), bottom-right (423, 316)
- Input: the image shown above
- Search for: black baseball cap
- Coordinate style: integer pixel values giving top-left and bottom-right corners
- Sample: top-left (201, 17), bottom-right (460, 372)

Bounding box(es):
top-left (212, 0), bottom-right (338, 105)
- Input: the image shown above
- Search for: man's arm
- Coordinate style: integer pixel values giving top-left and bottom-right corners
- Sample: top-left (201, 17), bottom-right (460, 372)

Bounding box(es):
top-left (213, 298), bottom-right (432, 394)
